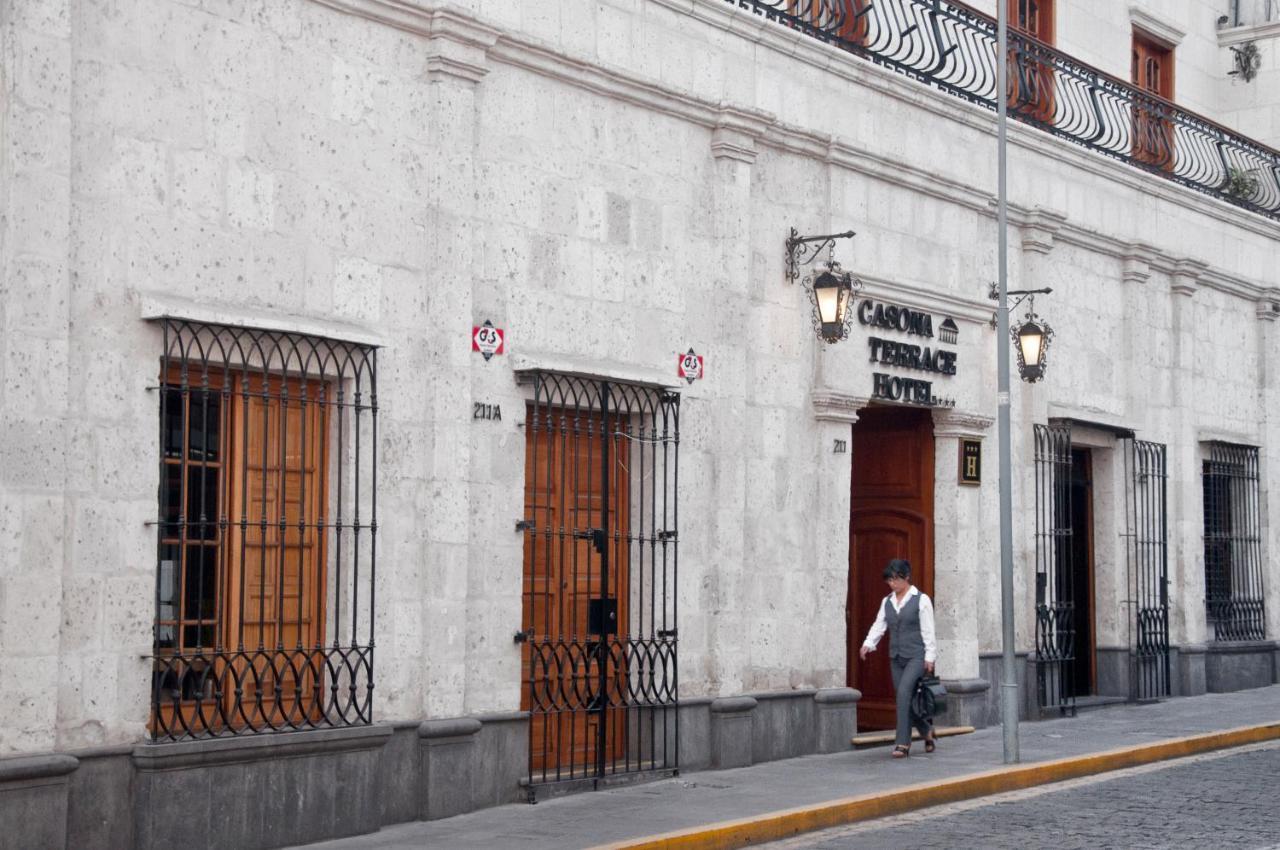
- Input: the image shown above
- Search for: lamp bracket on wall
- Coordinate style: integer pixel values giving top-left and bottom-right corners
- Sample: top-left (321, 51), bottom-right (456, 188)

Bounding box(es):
top-left (988, 283), bottom-right (1053, 328)
top-left (785, 228), bottom-right (856, 284)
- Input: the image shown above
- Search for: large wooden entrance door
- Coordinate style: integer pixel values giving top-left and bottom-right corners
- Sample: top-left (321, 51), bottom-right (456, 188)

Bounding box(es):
top-left (519, 374), bottom-right (681, 791)
top-left (522, 407), bottom-right (629, 776)
top-left (847, 406), bottom-right (935, 731)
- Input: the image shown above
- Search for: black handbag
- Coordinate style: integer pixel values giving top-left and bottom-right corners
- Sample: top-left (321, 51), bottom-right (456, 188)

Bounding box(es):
top-left (910, 675), bottom-right (948, 722)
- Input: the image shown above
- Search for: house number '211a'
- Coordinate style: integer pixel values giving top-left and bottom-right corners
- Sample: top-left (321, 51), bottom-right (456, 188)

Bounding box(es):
top-left (473, 402), bottom-right (502, 421)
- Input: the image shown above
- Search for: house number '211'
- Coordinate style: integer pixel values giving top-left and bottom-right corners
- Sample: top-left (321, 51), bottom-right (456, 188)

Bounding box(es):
top-left (473, 402), bottom-right (502, 421)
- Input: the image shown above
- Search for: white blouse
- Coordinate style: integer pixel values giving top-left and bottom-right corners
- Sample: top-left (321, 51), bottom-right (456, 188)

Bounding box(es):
top-left (860, 585), bottom-right (937, 664)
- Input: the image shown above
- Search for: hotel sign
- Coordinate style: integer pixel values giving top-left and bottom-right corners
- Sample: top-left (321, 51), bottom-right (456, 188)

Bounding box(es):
top-left (857, 300), bottom-right (958, 408)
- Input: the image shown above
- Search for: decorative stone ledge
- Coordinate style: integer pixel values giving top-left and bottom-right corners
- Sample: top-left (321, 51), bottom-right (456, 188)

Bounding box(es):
top-left (0, 754), bottom-right (78, 783)
top-left (1129, 4), bottom-right (1186, 46)
top-left (932, 409), bottom-right (995, 439)
top-left (131, 723), bottom-right (393, 771)
top-left (811, 391), bottom-right (868, 424)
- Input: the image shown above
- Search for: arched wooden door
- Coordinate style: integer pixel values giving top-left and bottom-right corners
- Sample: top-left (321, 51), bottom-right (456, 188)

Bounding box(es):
top-left (846, 406), bottom-right (935, 730)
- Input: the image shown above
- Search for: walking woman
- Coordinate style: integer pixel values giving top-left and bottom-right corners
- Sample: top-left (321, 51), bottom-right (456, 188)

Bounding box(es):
top-left (858, 558), bottom-right (937, 758)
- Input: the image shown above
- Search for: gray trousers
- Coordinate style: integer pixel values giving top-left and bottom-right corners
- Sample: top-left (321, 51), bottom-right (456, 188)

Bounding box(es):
top-left (890, 656), bottom-right (932, 747)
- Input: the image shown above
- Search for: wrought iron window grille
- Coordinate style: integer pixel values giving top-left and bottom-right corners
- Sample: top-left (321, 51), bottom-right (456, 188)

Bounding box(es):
top-left (1033, 422), bottom-right (1076, 716)
top-left (1202, 442), bottom-right (1265, 642)
top-left (728, 0), bottom-right (1280, 219)
top-left (518, 371), bottom-right (680, 795)
top-left (148, 318), bottom-right (378, 741)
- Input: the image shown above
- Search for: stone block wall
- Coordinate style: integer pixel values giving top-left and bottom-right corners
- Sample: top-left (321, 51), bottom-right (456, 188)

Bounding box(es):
top-left (0, 0), bottom-right (1276, 771)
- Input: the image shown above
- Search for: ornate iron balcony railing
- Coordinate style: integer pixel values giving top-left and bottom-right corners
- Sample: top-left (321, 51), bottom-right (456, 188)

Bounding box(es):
top-left (728, 0), bottom-right (1280, 219)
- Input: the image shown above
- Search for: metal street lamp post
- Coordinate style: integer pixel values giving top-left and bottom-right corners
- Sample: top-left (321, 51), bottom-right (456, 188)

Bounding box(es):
top-left (995, 0), bottom-right (1020, 766)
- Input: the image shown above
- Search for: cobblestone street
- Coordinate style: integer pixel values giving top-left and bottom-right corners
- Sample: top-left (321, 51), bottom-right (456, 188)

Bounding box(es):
top-left (762, 741), bottom-right (1280, 850)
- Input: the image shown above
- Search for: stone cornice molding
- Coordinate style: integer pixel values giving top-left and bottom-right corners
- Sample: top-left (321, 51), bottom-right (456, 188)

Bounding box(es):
top-left (1218, 20), bottom-right (1280, 47)
top-left (1119, 241), bottom-right (1157, 284)
top-left (1013, 207), bottom-right (1068, 255)
top-left (856, 273), bottom-right (994, 325)
top-left (310, 1), bottom-right (499, 82)
top-left (1129, 4), bottom-right (1186, 47)
top-left (1170, 258), bottom-right (1209, 297)
top-left (710, 105), bottom-right (770, 163)
top-left (308, 0), bottom-right (1280, 302)
top-left (1258, 295), bottom-right (1280, 322)
top-left (811, 391), bottom-right (869, 424)
top-left (932, 409), bottom-right (995, 439)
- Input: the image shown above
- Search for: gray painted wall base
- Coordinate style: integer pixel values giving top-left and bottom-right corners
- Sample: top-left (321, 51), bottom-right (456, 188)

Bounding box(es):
top-left (937, 678), bottom-right (991, 728)
top-left (1205, 641), bottom-right (1279, 692)
top-left (680, 688), bottom-right (859, 772)
top-left (0, 755), bottom-right (77, 850)
top-left (0, 713), bottom-right (528, 850)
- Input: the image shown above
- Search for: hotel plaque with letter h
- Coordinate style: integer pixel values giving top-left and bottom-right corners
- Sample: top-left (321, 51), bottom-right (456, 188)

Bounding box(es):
top-left (959, 439), bottom-right (981, 485)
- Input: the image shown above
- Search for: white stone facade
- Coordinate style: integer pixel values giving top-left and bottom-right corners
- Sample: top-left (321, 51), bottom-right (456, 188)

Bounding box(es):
top-left (0, 0), bottom-right (1278, 761)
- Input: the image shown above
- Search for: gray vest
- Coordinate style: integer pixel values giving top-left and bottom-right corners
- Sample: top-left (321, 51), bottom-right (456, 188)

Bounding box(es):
top-left (885, 592), bottom-right (925, 660)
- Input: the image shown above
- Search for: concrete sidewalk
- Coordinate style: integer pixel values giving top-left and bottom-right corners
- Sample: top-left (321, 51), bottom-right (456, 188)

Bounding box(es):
top-left (288, 686), bottom-right (1280, 850)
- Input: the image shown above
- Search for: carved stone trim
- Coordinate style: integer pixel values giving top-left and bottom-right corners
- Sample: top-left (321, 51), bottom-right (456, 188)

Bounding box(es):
top-left (1258, 297), bottom-right (1280, 322)
top-left (711, 126), bottom-right (758, 164)
top-left (1119, 241), bottom-right (1157, 284)
top-left (1129, 4), bottom-right (1187, 47)
top-left (1016, 207), bottom-right (1068, 255)
top-left (932, 409), bottom-right (995, 439)
top-left (1170, 257), bottom-right (1208, 297)
top-left (812, 391), bottom-right (870, 424)
top-left (310, 1), bottom-right (499, 82)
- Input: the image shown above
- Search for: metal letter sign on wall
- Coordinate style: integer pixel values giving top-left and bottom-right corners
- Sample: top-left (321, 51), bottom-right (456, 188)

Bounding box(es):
top-left (1124, 438), bottom-right (1170, 702)
top-left (1033, 423), bottom-right (1076, 716)
top-left (521, 372), bottom-right (680, 796)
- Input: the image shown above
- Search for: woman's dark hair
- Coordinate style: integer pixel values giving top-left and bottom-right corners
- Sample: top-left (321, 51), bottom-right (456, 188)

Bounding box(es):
top-left (882, 559), bottom-right (911, 581)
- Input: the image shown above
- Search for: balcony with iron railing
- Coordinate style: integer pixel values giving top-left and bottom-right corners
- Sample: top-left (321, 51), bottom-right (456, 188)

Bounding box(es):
top-left (727, 0), bottom-right (1280, 220)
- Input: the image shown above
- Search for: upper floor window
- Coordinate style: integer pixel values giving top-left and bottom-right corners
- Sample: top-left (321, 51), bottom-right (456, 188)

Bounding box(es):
top-left (150, 319), bottom-right (379, 740)
top-left (1008, 0), bottom-right (1056, 122)
top-left (1131, 30), bottom-right (1176, 168)
top-left (1011, 0), bottom-right (1055, 44)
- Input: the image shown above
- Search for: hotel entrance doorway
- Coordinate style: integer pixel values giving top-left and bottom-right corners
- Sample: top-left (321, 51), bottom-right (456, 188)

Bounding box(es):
top-left (846, 406), bottom-right (935, 731)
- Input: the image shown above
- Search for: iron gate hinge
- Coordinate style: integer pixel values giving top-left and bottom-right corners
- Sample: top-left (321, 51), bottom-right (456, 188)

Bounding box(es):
top-left (658, 530), bottom-right (677, 541)
top-left (657, 629), bottom-right (678, 639)
top-left (513, 629), bottom-right (533, 644)
top-left (515, 519), bottom-right (533, 532)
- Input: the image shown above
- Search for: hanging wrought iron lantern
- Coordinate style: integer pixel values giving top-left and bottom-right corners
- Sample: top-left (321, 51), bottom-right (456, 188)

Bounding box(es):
top-left (1013, 308), bottom-right (1054, 382)
top-left (807, 260), bottom-right (861, 344)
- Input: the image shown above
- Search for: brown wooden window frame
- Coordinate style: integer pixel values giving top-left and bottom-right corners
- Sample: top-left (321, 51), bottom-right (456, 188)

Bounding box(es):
top-left (1131, 29), bottom-right (1176, 171)
top-left (149, 319), bottom-right (379, 741)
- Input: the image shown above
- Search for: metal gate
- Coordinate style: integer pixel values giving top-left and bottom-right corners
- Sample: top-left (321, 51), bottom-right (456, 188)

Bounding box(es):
top-left (520, 372), bottom-right (679, 793)
top-left (1033, 423), bottom-right (1076, 715)
top-left (1123, 439), bottom-right (1170, 701)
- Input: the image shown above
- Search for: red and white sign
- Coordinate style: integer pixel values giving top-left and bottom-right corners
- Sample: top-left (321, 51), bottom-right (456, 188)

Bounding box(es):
top-left (472, 320), bottom-right (504, 361)
top-left (677, 348), bottom-right (704, 384)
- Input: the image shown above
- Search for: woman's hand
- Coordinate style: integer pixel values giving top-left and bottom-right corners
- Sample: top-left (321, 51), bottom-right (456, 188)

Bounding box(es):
top-left (859, 645), bottom-right (870, 660)
top-left (925, 661), bottom-right (935, 675)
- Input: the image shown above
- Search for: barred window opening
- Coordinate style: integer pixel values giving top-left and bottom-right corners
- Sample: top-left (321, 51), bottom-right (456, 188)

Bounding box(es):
top-left (1202, 443), bottom-right (1265, 642)
top-left (150, 319), bottom-right (378, 741)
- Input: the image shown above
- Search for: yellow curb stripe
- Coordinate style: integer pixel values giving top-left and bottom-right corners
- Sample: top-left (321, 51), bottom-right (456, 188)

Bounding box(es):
top-left (590, 722), bottom-right (1280, 850)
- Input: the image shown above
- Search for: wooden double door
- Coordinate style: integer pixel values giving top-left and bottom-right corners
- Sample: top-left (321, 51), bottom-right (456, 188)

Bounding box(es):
top-left (846, 406), bottom-right (935, 731)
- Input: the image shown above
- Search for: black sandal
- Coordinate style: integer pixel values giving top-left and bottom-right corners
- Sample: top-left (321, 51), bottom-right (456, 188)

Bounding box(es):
top-left (892, 744), bottom-right (910, 759)
top-left (924, 734), bottom-right (936, 753)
